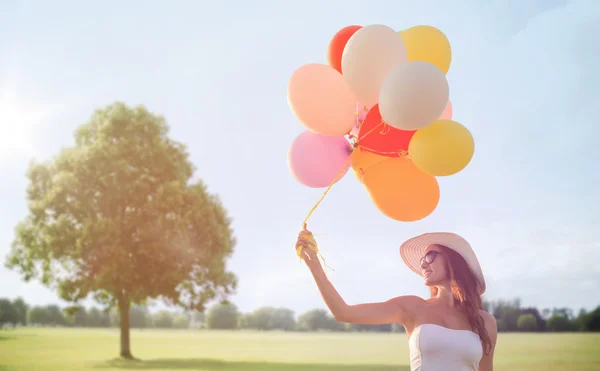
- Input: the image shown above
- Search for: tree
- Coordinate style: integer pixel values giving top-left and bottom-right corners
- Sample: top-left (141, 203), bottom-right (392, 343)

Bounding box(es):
top-left (491, 299), bottom-right (520, 332)
top-left (129, 306), bottom-right (150, 329)
top-left (238, 313), bottom-right (256, 329)
top-left (45, 305), bottom-right (66, 326)
top-left (153, 310), bottom-right (174, 328)
top-left (87, 307), bottom-right (104, 327)
top-left (546, 315), bottom-right (575, 332)
top-left (517, 314), bottom-right (537, 332)
top-left (249, 306), bottom-right (274, 330)
top-left (348, 323), bottom-right (393, 332)
top-left (573, 309), bottom-right (588, 331)
top-left (27, 306), bottom-right (49, 325)
top-left (5, 102), bottom-right (237, 358)
top-left (73, 307), bottom-right (88, 327)
top-left (271, 308), bottom-right (296, 331)
top-left (12, 297), bottom-right (29, 326)
top-left (519, 307), bottom-right (545, 331)
top-left (246, 307), bottom-right (296, 331)
top-left (551, 307), bottom-right (574, 320)
top-left (0, 299), bottom-right (18, 326)
top-left (297, 309), bottom-right (336, 332)
top-left (584, 306), bottom-right (600, 332)
top-left (206, 303), bottom-right (239, 329)
top-left (172, 314), bottom-right (190, 329)
top-left (189, 310), bottom-right (205, 329)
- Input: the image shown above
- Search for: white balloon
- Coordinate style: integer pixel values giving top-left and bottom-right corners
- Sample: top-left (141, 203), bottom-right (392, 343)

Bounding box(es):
top-left (379, 61), bottom-right (449, 131)
top-left (341, 24), bottom-right (407, 107)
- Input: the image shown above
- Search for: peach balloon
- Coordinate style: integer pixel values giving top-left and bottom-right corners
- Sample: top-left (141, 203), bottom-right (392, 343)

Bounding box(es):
top-left (288, 63), bottom-right (357, 136)
top-left (362, 157), bottom-right (440, 221)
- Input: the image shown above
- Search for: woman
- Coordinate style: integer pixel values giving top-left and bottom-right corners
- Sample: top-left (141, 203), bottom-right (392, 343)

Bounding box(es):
top-left (296, 231), bottom-right (497, 371)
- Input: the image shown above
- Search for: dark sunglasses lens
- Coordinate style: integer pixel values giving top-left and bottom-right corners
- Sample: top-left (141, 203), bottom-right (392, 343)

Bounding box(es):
top-left (425, 251), bottom-right (436, 264)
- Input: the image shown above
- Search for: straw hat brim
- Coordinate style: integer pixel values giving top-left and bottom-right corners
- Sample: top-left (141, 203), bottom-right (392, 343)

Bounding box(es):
top-left (399, 232), bottom-right (486, 295)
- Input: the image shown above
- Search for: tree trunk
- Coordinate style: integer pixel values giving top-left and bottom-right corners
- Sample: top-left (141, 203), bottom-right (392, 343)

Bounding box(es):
top-left (118, 297), bottom-right (134, 359)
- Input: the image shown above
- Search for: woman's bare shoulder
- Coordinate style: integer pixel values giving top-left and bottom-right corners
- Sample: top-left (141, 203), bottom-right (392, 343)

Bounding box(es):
top-left (478, 310), bottom-right (498, 336)
top-left (390, 295), bottom-right (428, 307)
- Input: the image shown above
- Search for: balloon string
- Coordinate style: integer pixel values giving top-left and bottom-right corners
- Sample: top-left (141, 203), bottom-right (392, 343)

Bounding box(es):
top-left (358, 120), bottom-right (383, 141)
top-left (302, 118), bottom-right (409, 230)
top-left (299, 152), bottom-right (354, 273)
top-left (302, 153), bottom-right (353, 230)
top-left (380, 124), bottom-right (391, 135)
top-left (356, 146), bottom-right (411, 158)
top-left (298, 112), bottom-right (395, 271)
top-left (298, 107), bottom-right (368, 271)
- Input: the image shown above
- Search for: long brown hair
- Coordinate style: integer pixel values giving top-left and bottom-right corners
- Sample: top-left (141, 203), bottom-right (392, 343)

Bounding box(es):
top-left (429, 245), bottom-right (492, 355)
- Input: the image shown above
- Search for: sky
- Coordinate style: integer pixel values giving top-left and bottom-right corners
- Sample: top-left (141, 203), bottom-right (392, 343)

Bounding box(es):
top-left (0, 0), bottom-right (598, 316)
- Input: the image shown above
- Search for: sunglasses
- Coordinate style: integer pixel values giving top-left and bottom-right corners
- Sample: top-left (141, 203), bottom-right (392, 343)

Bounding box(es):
top-left (420, 250), bottom-right (442, 265)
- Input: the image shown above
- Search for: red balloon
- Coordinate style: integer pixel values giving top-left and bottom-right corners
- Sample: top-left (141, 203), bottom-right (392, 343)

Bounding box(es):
top-left (357, 105), bottom-right (415, 157)
top-left (327, 25), bottom-right (362, 74)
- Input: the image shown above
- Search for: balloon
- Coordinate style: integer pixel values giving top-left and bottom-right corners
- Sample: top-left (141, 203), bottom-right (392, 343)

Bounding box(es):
top-left (439, 100), bottom-right (452, 120)
top-left (363, 156), bottom-right (440, 222)
top-left (288, 131), bottom-right (352, 188)
top-left (327, 25), bottom-right (362, 74)
top-left (379, 61), bottom-right (449, 131)
top-left (341, 24), bottom-right (408, 106)
top-left (350, 147), bottom-right (388, 183)
top-left (399, 25), bottom-right (452, 74)
top-left (287, 63), bottom-right (357, 136)
top-left (408, 119), bottom-right (474, 176)
top-left (357, 105), bottom-right (415, 157)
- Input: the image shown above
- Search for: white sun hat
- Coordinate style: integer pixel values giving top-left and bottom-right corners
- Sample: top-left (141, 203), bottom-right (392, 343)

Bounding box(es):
top-left (399, 232), bottom-right (486, 295)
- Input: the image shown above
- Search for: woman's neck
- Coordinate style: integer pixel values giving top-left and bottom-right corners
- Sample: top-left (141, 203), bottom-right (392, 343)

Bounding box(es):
top-left (432, 284), bottom-right (456, 308)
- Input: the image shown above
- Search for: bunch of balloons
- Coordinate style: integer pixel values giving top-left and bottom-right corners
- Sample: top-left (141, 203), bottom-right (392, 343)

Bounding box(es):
top-left (287, 24), bottom-right (475, 223)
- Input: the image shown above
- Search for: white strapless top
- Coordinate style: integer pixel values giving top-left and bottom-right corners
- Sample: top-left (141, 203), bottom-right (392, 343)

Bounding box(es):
top-left (408, 324), bottom-right (483, 371)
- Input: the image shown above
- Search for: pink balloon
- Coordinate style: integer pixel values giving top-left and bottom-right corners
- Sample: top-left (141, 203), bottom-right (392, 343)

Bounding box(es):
top-left (288, 131), bottom-right (352, 188)
top-left (439, 100), bottom-right (452, 120)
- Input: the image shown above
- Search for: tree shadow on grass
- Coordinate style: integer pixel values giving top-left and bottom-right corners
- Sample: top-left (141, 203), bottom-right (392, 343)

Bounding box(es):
top-left (95, 358), bottom-right (408, 371)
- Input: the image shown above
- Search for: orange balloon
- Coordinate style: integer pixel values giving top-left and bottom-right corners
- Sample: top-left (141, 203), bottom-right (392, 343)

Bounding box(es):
top-left (350, 147), bottom-right (388, 183)
top-left (362, 156), bottom-right (440, 222)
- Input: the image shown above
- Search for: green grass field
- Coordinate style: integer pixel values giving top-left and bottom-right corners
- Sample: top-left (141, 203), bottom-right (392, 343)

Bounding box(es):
top-left (0, 328), bottom-right (598, 370)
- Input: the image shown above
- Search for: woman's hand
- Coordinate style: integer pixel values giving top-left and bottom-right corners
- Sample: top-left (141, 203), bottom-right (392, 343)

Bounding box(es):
top-left (295, 230), bottom-right (320, 268)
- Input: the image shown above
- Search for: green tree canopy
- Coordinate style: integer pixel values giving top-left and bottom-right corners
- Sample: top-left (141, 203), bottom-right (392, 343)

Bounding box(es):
top-left (12, 297), bottom-right (29, 326)
top-left (206, 302), bottom-right (239, 329)
top-left (517, 313), bottom-right (537, 332)
top-left (0, 299), bottom-right (19, 325)
top-left (5, 102), bottom-right (237, 358)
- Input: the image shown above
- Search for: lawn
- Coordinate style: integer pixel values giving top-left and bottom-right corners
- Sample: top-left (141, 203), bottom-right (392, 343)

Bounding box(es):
top-left (0, 328), bottom-right (598, 370)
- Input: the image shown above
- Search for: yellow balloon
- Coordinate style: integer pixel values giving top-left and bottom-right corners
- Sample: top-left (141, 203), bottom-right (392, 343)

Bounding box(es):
top-left (408, 120), bottom-right (474, 176)
top-left (399, 25), bottom-right (452, 74)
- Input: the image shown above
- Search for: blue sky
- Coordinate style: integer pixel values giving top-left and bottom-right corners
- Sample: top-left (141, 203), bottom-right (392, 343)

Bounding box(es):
top-left (0, 0), bottom-right (598, 315)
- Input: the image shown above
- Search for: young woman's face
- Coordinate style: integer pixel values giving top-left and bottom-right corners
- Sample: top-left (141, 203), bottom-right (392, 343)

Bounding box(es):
top-left (420, 245), bottom-right (449, 286)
